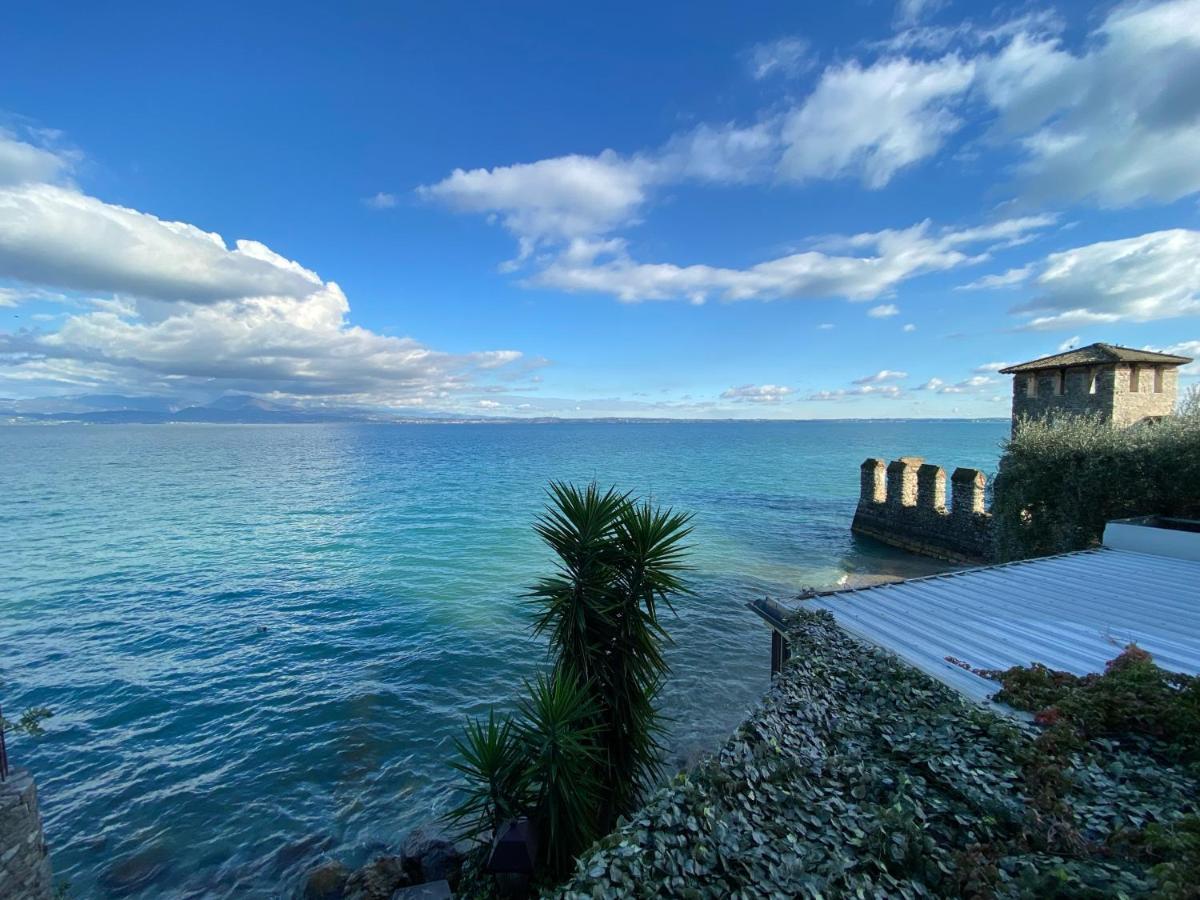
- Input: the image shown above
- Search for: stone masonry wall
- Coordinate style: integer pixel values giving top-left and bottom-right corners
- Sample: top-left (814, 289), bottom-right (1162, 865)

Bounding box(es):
top-left (1010, 363), bottom-right (1179, 430)
top-left (1009, 364), bottom-right (1116, 428)
top-left (851, 457), bottom-right (993, 564)
top-left (0, 768), bottom-right (53, 900)
top-left (1111, 364), bottom-right (1178, 427)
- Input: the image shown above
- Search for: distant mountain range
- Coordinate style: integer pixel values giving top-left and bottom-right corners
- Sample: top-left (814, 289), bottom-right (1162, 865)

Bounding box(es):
top-left (0, 393), bottom-right (419, 424)
top-left (0, 393), bottom-right (1009, 425)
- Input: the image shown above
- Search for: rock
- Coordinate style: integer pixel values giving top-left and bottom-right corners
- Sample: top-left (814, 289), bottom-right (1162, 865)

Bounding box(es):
top-left (344, 855), bottom-right (410, 900)
top-left (392, 880), bottom-right (452, 899)
top-left (302, 860), bottom-right (349, 900)
top-left (401, 829), bottom-right (462, 887)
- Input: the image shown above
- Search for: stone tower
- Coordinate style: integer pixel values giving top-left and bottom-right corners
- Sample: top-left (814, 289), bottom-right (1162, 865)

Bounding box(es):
top-left (999, 343), bottom-right (1192, 430)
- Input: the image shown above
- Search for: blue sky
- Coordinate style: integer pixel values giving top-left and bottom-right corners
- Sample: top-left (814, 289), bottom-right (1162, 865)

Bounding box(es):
top-left (2, 0), bottom-right (1199, 418)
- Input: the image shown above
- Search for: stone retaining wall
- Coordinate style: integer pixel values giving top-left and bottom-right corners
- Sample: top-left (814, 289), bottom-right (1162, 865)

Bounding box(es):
top-left (851, 457), bottom-right (993, 564)
top-left (0, 768), bottom-right (53, 900)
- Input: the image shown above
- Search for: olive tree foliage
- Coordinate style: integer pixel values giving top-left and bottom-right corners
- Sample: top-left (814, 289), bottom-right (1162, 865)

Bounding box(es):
top-left (992, 387), bottom-right (1200, 561)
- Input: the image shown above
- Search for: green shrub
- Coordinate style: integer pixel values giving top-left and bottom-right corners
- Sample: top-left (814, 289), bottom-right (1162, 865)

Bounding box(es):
top-left (992, 392), bottom-right (1200, 561)
top-left (990, 645), bottom-right (1200, 765)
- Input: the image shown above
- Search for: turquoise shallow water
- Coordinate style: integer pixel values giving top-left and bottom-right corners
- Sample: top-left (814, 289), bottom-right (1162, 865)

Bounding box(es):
top-left (0, 421), bottom-right (1006, 898)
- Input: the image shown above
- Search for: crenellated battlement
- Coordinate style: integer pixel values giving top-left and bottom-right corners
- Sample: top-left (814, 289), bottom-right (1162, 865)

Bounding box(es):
top-left (851, 457), bottom-right (992, 563)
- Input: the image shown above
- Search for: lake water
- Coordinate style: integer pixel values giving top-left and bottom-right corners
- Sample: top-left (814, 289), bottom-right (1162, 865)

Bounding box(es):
top-left (0, 420), bottom-right (1006, 898)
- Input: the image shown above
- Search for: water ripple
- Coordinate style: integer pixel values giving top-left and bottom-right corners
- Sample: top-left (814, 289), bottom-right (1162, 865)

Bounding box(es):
top-left (0, 421), bottom-right (1004, 898)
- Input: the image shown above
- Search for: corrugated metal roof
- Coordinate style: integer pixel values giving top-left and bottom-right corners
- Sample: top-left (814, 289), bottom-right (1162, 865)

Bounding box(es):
top-left (796, 548), bottom-right (1200, 703)
top-left (998, 342), bottom-right (1191, 373)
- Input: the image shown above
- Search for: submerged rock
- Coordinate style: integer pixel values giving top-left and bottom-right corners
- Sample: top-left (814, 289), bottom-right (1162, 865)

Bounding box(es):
top-left (401, 829), bottom-right (462, 886)
top-left (302, 860), bottom-right (350, 900)
top-left (344, 854), bottom-right (410, 900)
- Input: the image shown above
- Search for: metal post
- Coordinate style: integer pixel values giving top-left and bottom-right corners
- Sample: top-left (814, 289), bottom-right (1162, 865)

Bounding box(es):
top-left (0, 702), bottom-right (9, 782)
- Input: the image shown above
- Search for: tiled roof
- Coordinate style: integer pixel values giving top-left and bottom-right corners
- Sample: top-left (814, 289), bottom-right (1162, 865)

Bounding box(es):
top-left (998, 342), bottom-right (1192, 374)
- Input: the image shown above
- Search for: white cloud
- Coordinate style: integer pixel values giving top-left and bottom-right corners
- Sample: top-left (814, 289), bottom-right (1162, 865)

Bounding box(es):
top-left (977, 0), bottom-right (1200, 206)
top-left (0, 184), bottom-right (324, 304)
top-left (533, 216), bottom-right (1052, 304)
top-left (779, 54), bottom-right (974, 188)
top-left (868, 303), bottom-right (900, 317)
top-left (974, 361), bottom-right (1012, 373)
top-left (720, 383), bottom-right (793, 402)
top-left (424, 0), bottom-right (1200, 283)
top-left (1057, 336), bottom-right (1081, 352)
top-left (1161, 340), bottom-right (1200, 375)
top-left (920, 373), bottom-right (997, 393)
top-left (418, 151), bottom-right (651, 255)
top-left (808, 384), bottom-right (903, 400)
top-left (853, 369), bottom-right (908, 384)
top-left (902, 323), bottom-right (917, 332)
top-left (957, 265), bottom-right (1031, 290)
top-left (817, 322), bottom-right (835, 330)
top-left (895, 0), bottom-right (947, 28)
top-left (364, 192), bottom-right (397, 209)
top-left (0, 133), bottom-right (530, 404)
top-left (1002, 229), bottom-right (1200, 330)
top-left (0, 130), bottom-right (74, 187)
top-left (746, 36), bottom-right (814, 80)
top-left (418, 122), bottom-right (776, 256)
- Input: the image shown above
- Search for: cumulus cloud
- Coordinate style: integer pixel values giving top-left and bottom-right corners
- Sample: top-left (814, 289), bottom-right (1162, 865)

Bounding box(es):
top-left (0, 130), bottom-right (75, 187)
top-left (779, 54), bottom-right (974, 188)
top-left (720, 383), bottom-right (793, 402)
top-left (423, 0), bottom-right (1200, 288)
top-left (0, 184), bottom-right (325, 304)
top-left (972, 229), bottom-right (1200, 330)
top-left (920, 374), bottom-right (997, 393)
top-left (974, 361), bottom-right (1012, 373)
top-left (902, 323), bottom-right (917, 332)
top-left (808, 384), bottom-right (903, 400)
top-left (418, 151), bottom-right (652, 255)
top-left (978, 0), bottom-right (1200, 206)
top-left (0, 134), bottom-right (529, 404)
top-left (853, 369), bottom-right (908, 384)
top-left (418, 121), bottom-right (777, 257)
top-left (868, 303), bottom-right (900, 317)
top-left (532, 216), bottom-right (1052, 304)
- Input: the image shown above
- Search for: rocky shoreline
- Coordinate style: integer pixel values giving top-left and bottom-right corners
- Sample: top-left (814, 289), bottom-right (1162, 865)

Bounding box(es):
top-left (300, 828), bottom-right (463, 900)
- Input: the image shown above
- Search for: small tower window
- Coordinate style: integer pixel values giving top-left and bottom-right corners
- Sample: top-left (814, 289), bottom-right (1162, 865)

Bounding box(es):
top-left (1154, 367), bottom-right (1164, 393)
top-left (1054, 370), bottom-right (1065, 395)
top-left (1130, 365), bottom-right (1140, 393)
top-left (1088, 368), bottom-right (1098, 394)
top-left (1025, 375), bottom-right (1036, 397)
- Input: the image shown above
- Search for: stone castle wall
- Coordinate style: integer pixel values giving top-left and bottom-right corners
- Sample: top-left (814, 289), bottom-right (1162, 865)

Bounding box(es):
top-left (851, 457), bottom-right (993, 564)
top-left (1010, 363), bottom-right (1178, 429)
top-left (0, 768), bottom-right (53, 900)
top-left (1111, 364), bottom-right (1178, 427)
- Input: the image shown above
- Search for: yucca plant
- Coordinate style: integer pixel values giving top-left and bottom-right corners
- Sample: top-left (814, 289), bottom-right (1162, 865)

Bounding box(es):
top-left (516, 672), bottom-right (604, 872)
top-left (529, 481), bottom-right (692, 830)
top-left (447, 709), bottom-right (531, 842)
top-left (448, 481), bottom-right (692, 877)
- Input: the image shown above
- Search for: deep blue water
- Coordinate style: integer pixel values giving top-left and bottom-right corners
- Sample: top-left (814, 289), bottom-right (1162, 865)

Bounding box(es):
top-left (0, 421), bottom-right (1006, 898)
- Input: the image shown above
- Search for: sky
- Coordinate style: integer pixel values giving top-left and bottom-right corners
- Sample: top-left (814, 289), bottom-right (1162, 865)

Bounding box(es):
top-left (2, 0), bottom-right (1199, 419)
